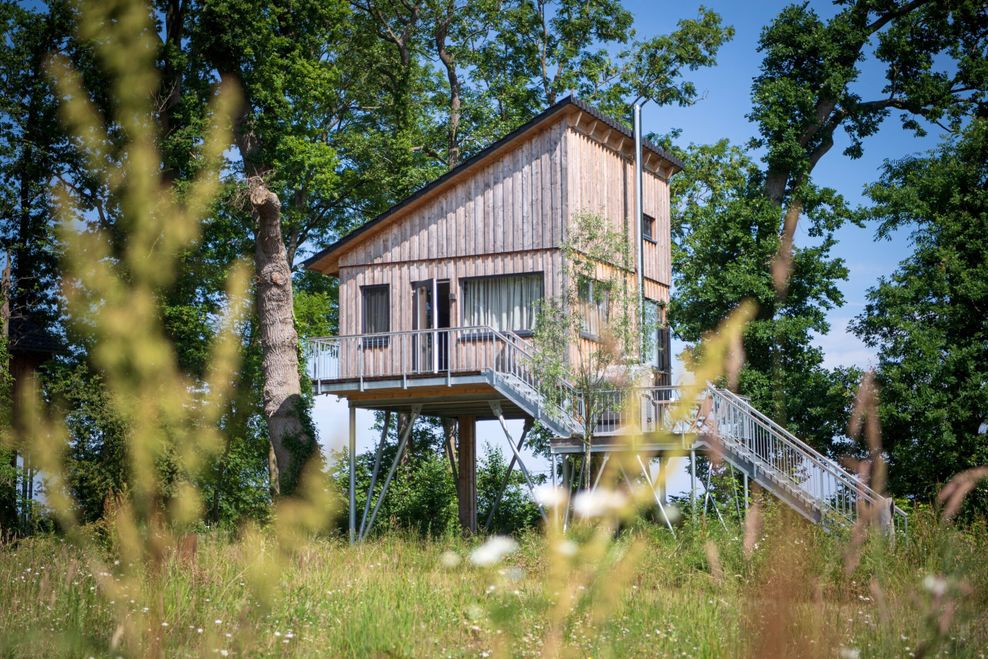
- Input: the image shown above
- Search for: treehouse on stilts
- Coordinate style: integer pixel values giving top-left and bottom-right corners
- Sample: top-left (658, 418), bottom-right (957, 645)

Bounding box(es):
top-left (304, 97), bottom-right (905, 541)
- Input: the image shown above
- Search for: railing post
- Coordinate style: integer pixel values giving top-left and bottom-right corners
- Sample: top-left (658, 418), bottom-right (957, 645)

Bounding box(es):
top-left (446, 329), bottom-right (451, 386)
top-left (358, 340), bottom-right (364, 391)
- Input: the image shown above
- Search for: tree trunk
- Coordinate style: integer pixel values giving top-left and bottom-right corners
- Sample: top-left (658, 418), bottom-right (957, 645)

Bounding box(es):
top-left (249, 179), bottom-right (317, 496)
top-left (435, 8), bottom-right (461, 168)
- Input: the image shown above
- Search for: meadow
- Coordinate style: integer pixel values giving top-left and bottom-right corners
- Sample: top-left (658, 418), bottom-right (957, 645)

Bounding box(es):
top-left (1, 506), bottom-right (985, 658)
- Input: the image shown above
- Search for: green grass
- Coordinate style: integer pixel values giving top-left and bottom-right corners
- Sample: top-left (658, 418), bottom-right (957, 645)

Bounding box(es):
top-left (1, 508), bottom-right (986, 657)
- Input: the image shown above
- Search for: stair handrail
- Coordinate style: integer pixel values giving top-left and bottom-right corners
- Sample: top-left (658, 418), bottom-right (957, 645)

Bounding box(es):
top-left (483, 326), bottom-right (581, 432)
top-left (706, 385), bottom-right (907, 525)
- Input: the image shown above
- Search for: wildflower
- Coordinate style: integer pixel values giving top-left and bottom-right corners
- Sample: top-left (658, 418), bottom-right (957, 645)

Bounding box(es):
top-left (439, 550), bottom-right (461, 568)
top-left (470, 536), bottom-right (518, 566)
top-left (214, 619), bottom-right (222, 625)
top-left (839, 648), bottom-right (860, 659)
top-left (504, 566), bottom-right (525, 581)
top-left (573, 488), bottom-right (626, 517)
top-left (923, 575), bottom-right (947, 597)
top-left (533, 484), bottom-right (567, 508)
top-left (555, 540), bottom-right (578, 557)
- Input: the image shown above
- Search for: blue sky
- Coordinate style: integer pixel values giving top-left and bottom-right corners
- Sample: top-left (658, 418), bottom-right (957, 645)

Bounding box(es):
top-left (629, 0), bottom-right (942, 373)
top-left (313, 0), bottom-right (944, 486)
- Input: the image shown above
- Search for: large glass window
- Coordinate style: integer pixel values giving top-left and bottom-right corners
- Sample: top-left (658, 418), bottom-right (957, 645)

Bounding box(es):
top-left (361, 285), bottom-right (389, 345)
top-left (461, 273), bottom-right (543, 333)
top-left (578, 277), bottom-right (610, 337)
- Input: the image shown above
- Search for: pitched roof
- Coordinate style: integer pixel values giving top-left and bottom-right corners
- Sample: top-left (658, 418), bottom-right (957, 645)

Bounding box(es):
top-left (303, 95), bottom-right (683, 274)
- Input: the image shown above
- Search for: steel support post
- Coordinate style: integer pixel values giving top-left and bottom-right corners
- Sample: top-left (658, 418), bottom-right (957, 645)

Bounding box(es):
top-left (359, 410), bottom-right (391, 539)
top-left (360, 406), bottom-right (421, 541)
top-left (484, 419), bottom-right (533, 531)
top-left (348, 405), bottom-right (357, 544)
top-left (690, 448), bottom-right (697, 502)
top-left (591, 454), bottom-right (610, 493)
top-left (702, 465), bottom-right (728, 531)
top-left (491, 403), bottom-right (547, 523)
top-left (636, 455), bottom-right (676, 536)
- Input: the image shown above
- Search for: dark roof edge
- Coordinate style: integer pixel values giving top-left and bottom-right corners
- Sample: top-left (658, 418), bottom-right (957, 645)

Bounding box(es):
top-left (302, 95), bottom-right (683, 271)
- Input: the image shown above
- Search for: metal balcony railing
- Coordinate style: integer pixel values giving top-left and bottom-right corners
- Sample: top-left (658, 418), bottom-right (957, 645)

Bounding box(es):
top-left (305, 329), bottom-right (906, 532)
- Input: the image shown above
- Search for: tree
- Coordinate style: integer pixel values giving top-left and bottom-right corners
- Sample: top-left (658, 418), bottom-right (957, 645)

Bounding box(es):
top-left (670, 0), bottom-right (986, 453)
top-left (851, 118), bottom-right (988, 515)
top-left (194, 0), bottom-right (365, 495)
top-left (750, 0), bottom-right (986, 290)
top-left (533, 210), bottom-right (641, 489)
top-left (0, 0), bottom-right (77, 535)
top-left (669, 140), bottom-right (856, 453)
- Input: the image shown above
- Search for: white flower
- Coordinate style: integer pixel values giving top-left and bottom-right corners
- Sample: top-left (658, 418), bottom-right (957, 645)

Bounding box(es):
top-left (440, 550), bottom-right (461, 568)
top-left (504, 566), bottom-right (525, 581)
top-left (533, 484), bottom-right (567, 508)
top-left (555, 539), bottom-right (578, 557)
top-left (923, 574), bottom-right (947, 597)
top-left (839, 648), bottom-right (860, 659)
top-left (573, 489), bottom-right (627, 517)
top-left (470, 536), bottom-right (519, 566)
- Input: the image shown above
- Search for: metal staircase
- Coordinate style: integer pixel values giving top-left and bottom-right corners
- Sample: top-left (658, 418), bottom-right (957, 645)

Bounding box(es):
top-left (307, 325), bottom-right (905, 532)
top-left (480, 335), bottom-right (906, 532)
top-left (697, 386), bottom-right (907, 532)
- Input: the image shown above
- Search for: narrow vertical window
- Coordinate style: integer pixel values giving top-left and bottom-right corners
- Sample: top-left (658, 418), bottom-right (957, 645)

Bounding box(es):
top-left (579, 278), bottom-right (610, 338)
top-left (644, 299), bottom-right (661, 368)
top-left (642, 213), bottom-right (656, 242)
top-left (362, 285), bottom-right (389, 346)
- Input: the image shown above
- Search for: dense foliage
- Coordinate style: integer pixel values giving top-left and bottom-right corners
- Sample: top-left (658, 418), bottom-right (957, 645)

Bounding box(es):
top-left (852, 119), bottom-right (988, 515)
top-left (0, 0), bottom-right (985, 534)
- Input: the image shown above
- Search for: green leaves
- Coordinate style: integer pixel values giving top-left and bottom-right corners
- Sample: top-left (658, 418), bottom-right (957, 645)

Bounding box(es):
top-left (751, 0), bottom-right (986, 205)
top-left (852, 119), bottom-right (988, 515)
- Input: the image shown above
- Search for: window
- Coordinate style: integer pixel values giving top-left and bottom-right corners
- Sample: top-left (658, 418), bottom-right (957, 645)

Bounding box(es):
top-left (578, 277), bottom-right (610, 338)
top-left (461, 273), bottom-right (543, 333)
top-left (361, 285), bottom-right (389, 346)
top-left (642, 213), bottom-right (656, 242)
top-left (643, 299), bottom-right (671, 373)
top-left (644, 300), bottom-right (661, 367)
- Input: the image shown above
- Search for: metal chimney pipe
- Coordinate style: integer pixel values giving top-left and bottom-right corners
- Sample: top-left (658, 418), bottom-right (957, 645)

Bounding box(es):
top-left (633, 102), bottom-right (645, 363)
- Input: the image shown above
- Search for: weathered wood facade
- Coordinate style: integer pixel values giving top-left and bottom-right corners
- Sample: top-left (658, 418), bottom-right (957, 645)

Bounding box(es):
top-left (306, 96), bottom-right (679, 380)
top-left (305, 97), bottom-right (682, 537)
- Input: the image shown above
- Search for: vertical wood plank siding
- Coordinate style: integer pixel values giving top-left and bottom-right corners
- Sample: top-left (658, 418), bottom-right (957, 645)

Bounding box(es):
top-left (338, 120), bottom-right (570, 337)
top-left (330, 108), bottom-right (671, 378)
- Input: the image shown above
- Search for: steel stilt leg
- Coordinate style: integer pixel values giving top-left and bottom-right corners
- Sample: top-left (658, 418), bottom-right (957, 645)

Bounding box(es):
top-left (361, 406), bottom-right (421, 541)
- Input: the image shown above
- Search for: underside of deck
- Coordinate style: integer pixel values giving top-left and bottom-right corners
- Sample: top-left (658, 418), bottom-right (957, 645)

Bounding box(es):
top-left (314, 371), bottom-right (535, 420)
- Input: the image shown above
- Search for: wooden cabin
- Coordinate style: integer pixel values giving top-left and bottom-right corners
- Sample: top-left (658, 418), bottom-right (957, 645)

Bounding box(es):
top-left (305, 96), bottom-right (682, 535)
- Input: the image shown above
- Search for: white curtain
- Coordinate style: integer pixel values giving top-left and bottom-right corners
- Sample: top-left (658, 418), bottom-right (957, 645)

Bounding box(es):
top-left (462, 274), bottom-right (542, 332)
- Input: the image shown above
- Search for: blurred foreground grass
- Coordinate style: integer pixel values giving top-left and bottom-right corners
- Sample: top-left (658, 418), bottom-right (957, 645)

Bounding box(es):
top-left (1, 507), bottom-right (986, 658)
